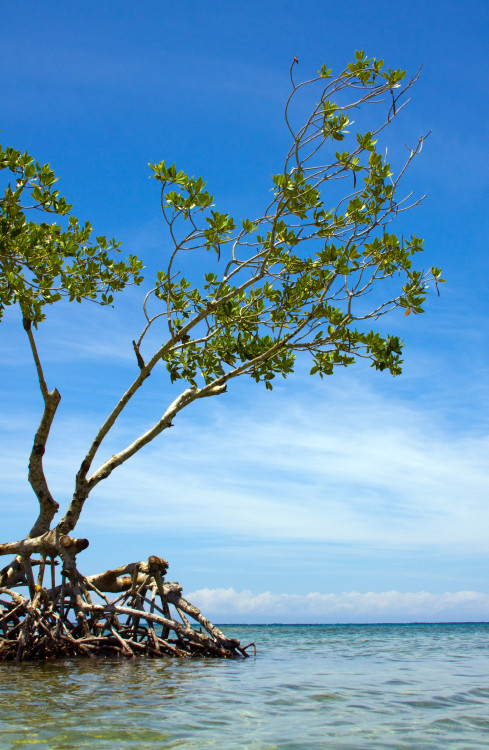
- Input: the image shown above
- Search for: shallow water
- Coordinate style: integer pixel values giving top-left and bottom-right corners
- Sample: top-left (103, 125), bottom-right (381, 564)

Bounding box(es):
top-left (1, 623), bottom-right (489, 748)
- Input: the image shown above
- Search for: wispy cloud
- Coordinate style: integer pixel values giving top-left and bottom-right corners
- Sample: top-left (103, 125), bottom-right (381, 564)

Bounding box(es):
top-left (187, 587), bottom-right (489, 623)
top-left (4, 370), bottom-right (486, 556)
top-left (73, 373), bottom-right (487, 550)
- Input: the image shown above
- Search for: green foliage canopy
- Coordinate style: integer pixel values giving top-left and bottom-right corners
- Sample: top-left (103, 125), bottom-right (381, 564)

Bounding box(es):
top-left (139, 52), bottom-right (443, 393)
top-left (0, 52), bottom-right (443, 402)
top-left (0, 51), bottom-right (445, 541)
top-left (0, 146), bottom-right (143, 324)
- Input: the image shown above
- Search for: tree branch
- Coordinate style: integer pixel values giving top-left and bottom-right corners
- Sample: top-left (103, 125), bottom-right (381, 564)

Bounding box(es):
top-left (0, 531), bottom-right (88, 560)
top-left (27, 389), bottom-right (61, 537)
top-left (56, 383), bottom-right (226, 535)
top-left (22, 315), bottom-right (60, 537)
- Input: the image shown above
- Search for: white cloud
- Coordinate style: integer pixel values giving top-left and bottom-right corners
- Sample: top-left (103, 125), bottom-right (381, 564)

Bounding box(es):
top-left (187, 587), bottom-right (489, 623)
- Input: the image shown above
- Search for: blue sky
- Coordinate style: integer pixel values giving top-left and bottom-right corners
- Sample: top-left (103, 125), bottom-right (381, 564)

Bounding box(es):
top-left (1, 0), bottom-right (488, 623)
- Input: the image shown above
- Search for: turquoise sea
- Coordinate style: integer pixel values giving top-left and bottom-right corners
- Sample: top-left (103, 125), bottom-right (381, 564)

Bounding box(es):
top-left (1, 623), bottom-right (489, 748)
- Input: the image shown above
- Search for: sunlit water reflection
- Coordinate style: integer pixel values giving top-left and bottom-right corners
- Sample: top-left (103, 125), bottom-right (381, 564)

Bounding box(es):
top-left (1, 624), bottom-right (489, 748)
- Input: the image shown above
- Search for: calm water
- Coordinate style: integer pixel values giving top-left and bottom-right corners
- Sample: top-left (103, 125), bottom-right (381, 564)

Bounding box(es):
top-left (1, 623), bottom-right (489, 748)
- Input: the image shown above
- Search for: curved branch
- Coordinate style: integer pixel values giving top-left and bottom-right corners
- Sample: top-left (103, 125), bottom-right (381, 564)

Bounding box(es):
top-left (27, 389), bottom-right (61, 537)
top-left (22, 315), bottom-right (60, 536)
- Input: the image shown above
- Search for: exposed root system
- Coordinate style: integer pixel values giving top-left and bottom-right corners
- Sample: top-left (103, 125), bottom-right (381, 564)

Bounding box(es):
top-left (0, 555), bottom-right (254, 662)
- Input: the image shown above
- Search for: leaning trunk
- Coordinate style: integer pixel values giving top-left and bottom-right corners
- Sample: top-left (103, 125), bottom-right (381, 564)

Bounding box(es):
top-left (0, 319), bottom-right (251, 661)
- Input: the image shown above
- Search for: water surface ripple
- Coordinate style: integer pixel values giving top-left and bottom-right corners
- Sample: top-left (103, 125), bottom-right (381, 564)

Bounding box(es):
top-left (1, 623), bottom-right (489, 748)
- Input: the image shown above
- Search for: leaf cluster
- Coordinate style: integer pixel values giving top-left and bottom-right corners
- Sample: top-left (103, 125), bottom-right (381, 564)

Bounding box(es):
top-left (135, 53), bottom-right (441, 394)
top-left (0, 146), bottom-right (144, 324)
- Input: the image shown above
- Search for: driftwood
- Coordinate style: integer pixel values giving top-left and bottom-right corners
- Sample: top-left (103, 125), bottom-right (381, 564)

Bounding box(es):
top-left (0, 554), bottom-right (254, 661)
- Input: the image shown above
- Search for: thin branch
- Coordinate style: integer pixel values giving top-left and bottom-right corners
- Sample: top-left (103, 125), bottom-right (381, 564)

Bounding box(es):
top-left (22, 316), bottom-right (48, 400)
